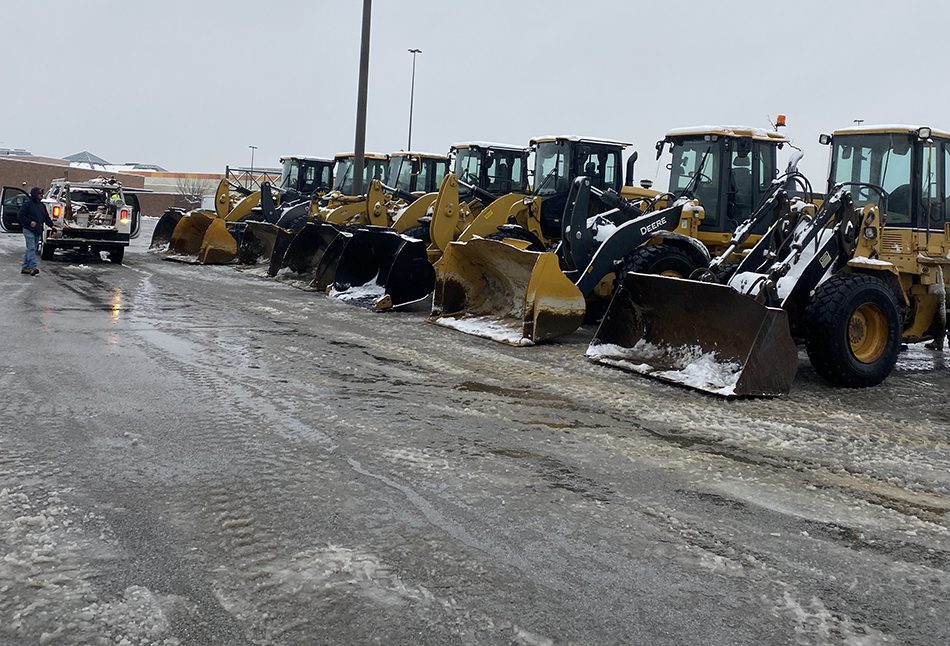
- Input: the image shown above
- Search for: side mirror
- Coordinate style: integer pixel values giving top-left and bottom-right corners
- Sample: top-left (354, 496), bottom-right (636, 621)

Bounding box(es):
top-left (655, 140), bottom-right (665, 160)
top-left (818, 134), bottom-right (832, 145)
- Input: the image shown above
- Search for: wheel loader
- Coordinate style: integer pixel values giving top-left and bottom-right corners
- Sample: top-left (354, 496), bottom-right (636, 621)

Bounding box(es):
top-left (589, 124), bottom-right (950, 396)
top-left (238, 152), bottom-right (390, 272)
top-left (319, 143), bottom-right (532, 310)
top-left (430, 126), bottom-right (798, 345)
top-left (151, 156), bottom-right (334, 264)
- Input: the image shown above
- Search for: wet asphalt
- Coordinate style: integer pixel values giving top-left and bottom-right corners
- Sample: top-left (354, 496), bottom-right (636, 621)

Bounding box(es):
top-left (0, 219), bottom-right (948, 645)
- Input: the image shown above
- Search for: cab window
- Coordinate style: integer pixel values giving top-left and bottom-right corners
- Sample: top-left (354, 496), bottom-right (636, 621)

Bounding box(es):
top-left (831, 134), bottom-right (913, 226)
top-left (415, 160), bottom-right (429, 193)
top-left (486, 151), bottom-right (523, 193)
top-left (577, 147), bottom-right (620, 192)
top-left (944, 142), bottom-right (950, 222)
top-left (920, 143), bottom-right (943, 227)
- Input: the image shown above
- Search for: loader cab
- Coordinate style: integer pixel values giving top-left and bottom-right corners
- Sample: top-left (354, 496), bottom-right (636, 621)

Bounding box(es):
top-left (661, 127), bottom-right (787, 234)
top-left (331, 153), bottom-right (389, 196)
top-left (387, 152), bottom-right (450, 195)
top-left (531, 136), bottom-right (628, 239)
top-left (823, 125), bottom-right (950, 229)
top-left (451, 143), bottom-right (530, 197)
top-left (279, 156), bottom-right (334, 198)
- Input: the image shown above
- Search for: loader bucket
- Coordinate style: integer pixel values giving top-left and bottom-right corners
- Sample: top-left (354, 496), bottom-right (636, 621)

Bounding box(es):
top-left (430, 238), bottom-right (586, 346)
top-left (330, 228), bottom-right (435, 310)
top-left (149, 209), bottom-right (185, 250)
top-left (197, 217), bottom-right (238, 264)
top-left (276, 221), bottom-right (343, 286)
top-left (238, 221), bottom-right (283, 266)
top-left (587, 273), bottom-right (798, 397)
top-left (168, 210), bottom-right (216, 257)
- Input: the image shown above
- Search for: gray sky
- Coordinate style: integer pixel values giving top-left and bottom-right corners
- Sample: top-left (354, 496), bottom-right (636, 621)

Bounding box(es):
top-left (4, 0), bottom-right (948, 184)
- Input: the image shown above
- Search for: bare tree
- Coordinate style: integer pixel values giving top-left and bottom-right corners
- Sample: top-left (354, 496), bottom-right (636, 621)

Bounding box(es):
top-left (176, 176), bottom-right (212, 206)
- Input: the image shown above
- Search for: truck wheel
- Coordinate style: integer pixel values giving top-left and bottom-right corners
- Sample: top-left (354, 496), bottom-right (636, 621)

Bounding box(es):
top-left (41, 242), bottom-right (55, 260)
top-left (804, 273), bottom-right (901, 387)
top-left (620, 244), bottom-right (697, 278)
top-left (108, 247), bottom-right (125, 264)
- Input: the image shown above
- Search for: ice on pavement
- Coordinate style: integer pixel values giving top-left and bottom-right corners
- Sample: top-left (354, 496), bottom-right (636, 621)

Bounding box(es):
top-left (588, 340), bottom-right (741, 395)
top-left (0, 485), bottom-right (179, 644)
top-left (433, 315), bottom-right (533, 346)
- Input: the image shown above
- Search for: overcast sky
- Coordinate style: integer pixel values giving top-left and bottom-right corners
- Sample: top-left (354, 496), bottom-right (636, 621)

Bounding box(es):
top-left (4, 0), bottom-right (948, 185)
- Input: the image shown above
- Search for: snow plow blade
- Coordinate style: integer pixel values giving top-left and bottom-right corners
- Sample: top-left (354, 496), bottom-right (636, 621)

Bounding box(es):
top-left (276, 221), bottom-right (343, 286)
top-left (330, 228), bottom-right (435, 310)
top-left (167, 210), bottom-right (216, 258)
top-left (197, 217), bottom-right (238, 264)
top-left (587, 273), bottom-right (798, 397)
top-left (149, 208), bottom-right (185, 250)
top-left (430, 238), bottom-right (586, 346)
top-left (238, 220), bottom-right (283, 267)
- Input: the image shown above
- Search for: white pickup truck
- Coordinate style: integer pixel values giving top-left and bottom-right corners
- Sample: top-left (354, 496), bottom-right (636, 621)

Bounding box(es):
top-left (40, 178), bottom-right (142, 263)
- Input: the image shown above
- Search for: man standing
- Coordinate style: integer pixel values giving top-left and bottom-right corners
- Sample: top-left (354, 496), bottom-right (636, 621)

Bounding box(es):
top-left (18, 187), bottom-right (54, 276)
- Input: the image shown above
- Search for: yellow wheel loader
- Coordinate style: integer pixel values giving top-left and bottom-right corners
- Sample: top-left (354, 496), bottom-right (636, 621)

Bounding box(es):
top-left (430, 126), bottom-right (796, 345)
top-left (589, 124), bottom-right (950, 396)
top-left (251, 151), bottom-right (390, 277)
top-left (395, 142), bottom-right (531, 252)
top-left (273, 151), bottom-right (455, 308)
top-left (154, 156), bottom-right (334, 264)
top-left (322, 144), bottom-right (532, 310)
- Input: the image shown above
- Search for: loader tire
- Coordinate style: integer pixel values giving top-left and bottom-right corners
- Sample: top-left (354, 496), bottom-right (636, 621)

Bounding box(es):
top-left (804, 273), bottom-right (901, 387)
top-left (620, 244), bottom-right (697, 279)
top-left (403, 225), bottom-right (431, 244)
top-left (486, 229), bottom-right (545, 252)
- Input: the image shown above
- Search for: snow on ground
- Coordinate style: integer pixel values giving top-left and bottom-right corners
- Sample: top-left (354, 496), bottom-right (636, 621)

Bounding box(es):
top-left (329, 275), bottom-right (386, 304)
top-left (587, 340), bottom-right (741, 396)
top-left (0, 482), bottom-right (179, 645)
top-left (433, 315), bottom-right (533, 346)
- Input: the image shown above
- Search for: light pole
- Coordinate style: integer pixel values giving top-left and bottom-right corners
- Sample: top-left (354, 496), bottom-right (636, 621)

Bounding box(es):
top-left (248, 145), bottom-right (258, 174)
top-left (407, 48), bottom-right (422, 150)
top-left (352, 0), bottom-right (373, 195)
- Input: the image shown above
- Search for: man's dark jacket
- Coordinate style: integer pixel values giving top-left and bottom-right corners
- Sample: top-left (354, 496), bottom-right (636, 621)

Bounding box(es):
top-left (18, 194), bottom-right (53, 235)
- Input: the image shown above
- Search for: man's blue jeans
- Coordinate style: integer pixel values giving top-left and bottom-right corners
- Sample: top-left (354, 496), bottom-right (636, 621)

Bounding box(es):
top-left (22, 229), bottom-right (38, 270)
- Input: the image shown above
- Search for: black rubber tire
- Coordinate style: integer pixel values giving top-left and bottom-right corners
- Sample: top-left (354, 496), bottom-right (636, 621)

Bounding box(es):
top-left (402, 224), bottom-right (431, 244)
top-left (486, 228), bottom-right (545, 252)
top-left (40, 241), bottom-right (55, 260)
top-left (714, 259), bottom-right (742, 284)
top-left (803, 273), bottom-right (901, 387)
top-left (620, 244), bottom-right (698, 278)
top-left (108, 247), bottom-right (124, 264)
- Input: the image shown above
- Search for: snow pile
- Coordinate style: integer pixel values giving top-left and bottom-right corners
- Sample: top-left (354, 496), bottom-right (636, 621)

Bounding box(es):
top-left (588, 339), bottom-right (742, 396)
top-left (329, 276), bottom-right (387, 303)
top-left (434, 315), bottom-right (533, 346)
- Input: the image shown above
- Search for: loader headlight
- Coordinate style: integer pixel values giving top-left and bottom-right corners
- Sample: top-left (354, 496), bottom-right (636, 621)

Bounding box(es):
top-left (864, 227), bottom-right (877, 240)
top-left (918, 127), bottom-right (932, 139)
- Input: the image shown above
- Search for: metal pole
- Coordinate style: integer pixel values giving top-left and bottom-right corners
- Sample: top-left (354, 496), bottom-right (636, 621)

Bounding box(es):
top-left (407, 48), bottom-right (421, 150)
top-left (353, 0), bottom-right (372, 195)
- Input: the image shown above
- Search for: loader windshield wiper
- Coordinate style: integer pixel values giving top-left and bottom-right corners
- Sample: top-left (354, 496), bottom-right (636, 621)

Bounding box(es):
top-left (678, 146), bottom-right (712, 199)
